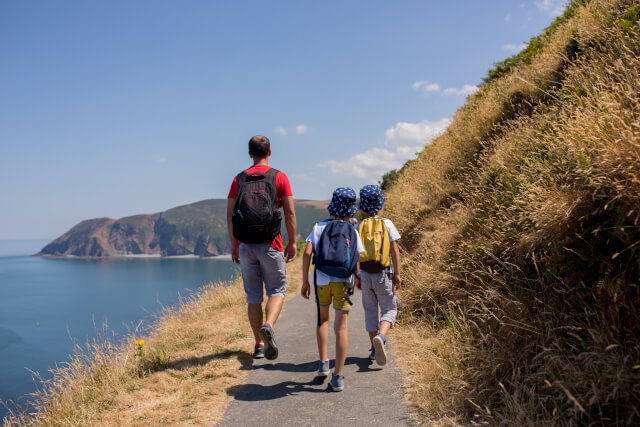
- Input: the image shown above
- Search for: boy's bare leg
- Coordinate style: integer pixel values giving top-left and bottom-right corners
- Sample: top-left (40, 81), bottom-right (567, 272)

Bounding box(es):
top-left (334, 310), bottom-right (349, 375)
top-left (248, 303), bottom-right (263, 345)
top-left (368, 320), bottom-right (392, 344)
top-left (264, 295), bottom-right (284, 326)
top-left (379, 320), bottom-right (392, 336)
top-left (317, 306), bottom-right (330, 361)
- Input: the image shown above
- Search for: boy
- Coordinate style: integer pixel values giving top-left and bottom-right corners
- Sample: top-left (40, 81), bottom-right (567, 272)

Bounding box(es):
top-left (301, 187), bottom-right (364, 392)
top-left (356, 185), bottom-right (402, 366)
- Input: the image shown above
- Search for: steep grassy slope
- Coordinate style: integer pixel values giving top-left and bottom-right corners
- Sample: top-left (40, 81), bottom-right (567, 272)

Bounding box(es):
top-left (40, 199), bottom-right (328, 257)
top-left (385, 0), bottom-right (640, 423)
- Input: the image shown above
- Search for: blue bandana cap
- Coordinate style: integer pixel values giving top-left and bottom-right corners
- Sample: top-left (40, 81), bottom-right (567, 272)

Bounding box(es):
top-left (359, 185), bottom-right (386, 213)
top-left (327, 187), bottom-right (358, 217)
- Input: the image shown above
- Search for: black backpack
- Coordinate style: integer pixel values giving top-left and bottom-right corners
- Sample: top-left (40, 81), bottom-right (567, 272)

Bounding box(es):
top-left (232, 168), bottom-right (282, 244)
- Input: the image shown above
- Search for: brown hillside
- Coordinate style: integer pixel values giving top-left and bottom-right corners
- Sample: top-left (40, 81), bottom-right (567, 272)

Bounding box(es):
top-left (385, 0), bottom-right (640, 424)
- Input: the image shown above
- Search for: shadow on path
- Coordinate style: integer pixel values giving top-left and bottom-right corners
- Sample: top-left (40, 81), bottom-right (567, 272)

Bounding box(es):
top-left (252, 357), bottom-right (381, 374)
top-left (226, 376), bottom-right (330, 402)
top-left (345, 356), bottom-right (383, 373)
top-left (151, 351), bottom-right (253, 373)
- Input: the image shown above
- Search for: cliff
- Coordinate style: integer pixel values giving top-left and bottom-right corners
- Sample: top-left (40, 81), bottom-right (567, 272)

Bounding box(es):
top-left (39, 199), bottom-right (328, 257)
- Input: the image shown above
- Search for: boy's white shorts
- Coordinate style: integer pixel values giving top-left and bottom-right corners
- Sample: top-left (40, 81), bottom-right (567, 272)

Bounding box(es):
top-left (359, 269), bottom-right (397, 332)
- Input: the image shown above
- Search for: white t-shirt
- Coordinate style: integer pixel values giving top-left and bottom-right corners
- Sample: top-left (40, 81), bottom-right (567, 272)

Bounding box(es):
top-left (306, 220), bottom-right (365, 286)
top-left (379, 218), bottom-right (401, 242)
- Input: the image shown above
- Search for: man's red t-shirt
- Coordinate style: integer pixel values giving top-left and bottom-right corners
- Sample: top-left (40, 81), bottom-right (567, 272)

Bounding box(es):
top-left (228, 164), bottom-right (293, 251)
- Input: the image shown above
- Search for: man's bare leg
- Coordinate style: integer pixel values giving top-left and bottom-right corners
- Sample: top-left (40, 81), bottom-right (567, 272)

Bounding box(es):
top-left (264, 295), bottom-right (284, 326)
top-left (248, 303), bottom-right (263, 345)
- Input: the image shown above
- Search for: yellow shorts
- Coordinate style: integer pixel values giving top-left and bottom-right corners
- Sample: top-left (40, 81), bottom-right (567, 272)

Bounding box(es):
top-left (316, 281), bottom-right (353, 310)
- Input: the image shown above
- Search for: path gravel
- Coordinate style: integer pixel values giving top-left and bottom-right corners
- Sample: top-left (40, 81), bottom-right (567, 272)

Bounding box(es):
top-left (218, 288), bottom-right (416, 426)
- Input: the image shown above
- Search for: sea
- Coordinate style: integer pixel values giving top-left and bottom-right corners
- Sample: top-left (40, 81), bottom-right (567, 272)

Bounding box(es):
top-left (0, 239), bottom-right (239, 420)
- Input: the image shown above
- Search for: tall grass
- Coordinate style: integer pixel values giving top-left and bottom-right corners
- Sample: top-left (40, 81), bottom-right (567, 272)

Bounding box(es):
top-left (386, 0), bottom-right (640, 423)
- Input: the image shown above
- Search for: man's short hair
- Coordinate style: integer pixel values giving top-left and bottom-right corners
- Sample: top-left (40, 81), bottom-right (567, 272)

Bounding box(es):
top-left (248, 135), bottom-right (270, 158)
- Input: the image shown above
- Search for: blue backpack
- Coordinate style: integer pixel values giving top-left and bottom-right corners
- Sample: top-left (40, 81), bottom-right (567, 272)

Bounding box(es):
top-left (314, 220), bottom-right (359, 279)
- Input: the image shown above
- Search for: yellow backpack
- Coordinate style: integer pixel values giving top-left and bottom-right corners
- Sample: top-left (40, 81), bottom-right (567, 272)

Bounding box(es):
top-left (357, 217), bottom-right (390, 273)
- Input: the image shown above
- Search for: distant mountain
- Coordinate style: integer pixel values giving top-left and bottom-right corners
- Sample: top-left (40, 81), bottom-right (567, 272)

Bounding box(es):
top-left (39, 199), bottom-right (328, 257)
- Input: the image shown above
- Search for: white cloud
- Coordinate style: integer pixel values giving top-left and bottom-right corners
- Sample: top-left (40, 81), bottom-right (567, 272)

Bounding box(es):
top-left (412, 80), bottom-right (441, 95)
top-left (505, 13), bottom-right (512, 22)
top-left (413, 81), bottom-right (478, 97)
top-left (502, 43), bottom-right (528, 52)
top-left (319, 118), bottom-right (451, 180)
top-left (442, 84), bottom-right (479, 96)
top-left (535, 0), bottom-right (566, 17)
top-left (384, 118), bottom-right (451, 148)
top-left (296, 124), bottom-right (308, 134)
top-left (154, 154), bottom-right (167, 163)
top-left (275, 126), bottom-right (288, 136)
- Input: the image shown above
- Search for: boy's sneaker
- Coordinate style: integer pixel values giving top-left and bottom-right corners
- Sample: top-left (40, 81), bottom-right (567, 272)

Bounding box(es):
top-left (369, 346), bottom-right (376, 361)
top-left (253, 343), bottom-right (264, 359)
top-left (317, 360), bottom-right (330, 377)
top-left (372, 333), bottom-right (387, 366)
top-left (259, 323), bottom-right (279, 360)
top-left (329, 373), bottom-right (344, 392)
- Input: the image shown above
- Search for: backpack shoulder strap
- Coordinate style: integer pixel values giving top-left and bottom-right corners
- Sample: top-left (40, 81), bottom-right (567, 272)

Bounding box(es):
top-left (262, 168), bottom-right (279, 189)
top-left (264, 167), bottom-right (280, 179)
top-left (236, 171), bottom-right (248, 191)
top-left (234, 172), bottom-right (249, 208)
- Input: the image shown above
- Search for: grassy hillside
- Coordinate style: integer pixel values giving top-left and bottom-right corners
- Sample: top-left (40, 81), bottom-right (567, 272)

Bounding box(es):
top-left (384, 0), bottom-right (640, 423)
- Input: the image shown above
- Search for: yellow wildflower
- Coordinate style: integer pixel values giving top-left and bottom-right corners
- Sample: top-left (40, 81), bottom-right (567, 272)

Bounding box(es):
top-left (134, 340), bottom-right (145, 356)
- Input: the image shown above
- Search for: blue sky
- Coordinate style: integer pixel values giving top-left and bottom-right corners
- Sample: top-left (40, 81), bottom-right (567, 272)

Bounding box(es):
top-left (0, 0), bottom-right (567, 239)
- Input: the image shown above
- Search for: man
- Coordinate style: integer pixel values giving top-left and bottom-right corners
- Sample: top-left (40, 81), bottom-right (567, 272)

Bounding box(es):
top-left (227, 135), bottom-right (297, 360)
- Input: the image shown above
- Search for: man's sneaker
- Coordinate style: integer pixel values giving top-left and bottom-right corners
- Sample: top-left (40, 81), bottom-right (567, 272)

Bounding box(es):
top-left (329, 373), bottom-right (344, 392)
top-left (369, 346), bottom-right (376, 361)
top-left (253, 343), bottom-right (264, 359)
top-left (372, 333), bottom-right (387, 366)
top-left (317, 360), bottom-right (330, 377)
top-left (258, 324), bottom-right (279, 360)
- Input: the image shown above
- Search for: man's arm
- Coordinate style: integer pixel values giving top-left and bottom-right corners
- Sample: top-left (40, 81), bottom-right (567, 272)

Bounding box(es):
top-left (390, 240), bottom-right (402, 289)
top-left (282, 195), bottom-right (297, 262)
top-left (301, 241), bottom-right (313, 299)
top-left (227, 198), bottom-right (240, 264)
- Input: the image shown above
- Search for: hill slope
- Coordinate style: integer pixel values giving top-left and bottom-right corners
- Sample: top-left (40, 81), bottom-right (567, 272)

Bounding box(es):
top-left (384, 0), bottom-right (640, 424)
top-left (39, 199), bottom-right (328, 257)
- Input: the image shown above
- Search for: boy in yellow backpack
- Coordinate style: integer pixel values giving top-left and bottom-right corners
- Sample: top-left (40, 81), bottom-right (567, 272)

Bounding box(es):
top-left (356, 185), bottom-right (402, 366)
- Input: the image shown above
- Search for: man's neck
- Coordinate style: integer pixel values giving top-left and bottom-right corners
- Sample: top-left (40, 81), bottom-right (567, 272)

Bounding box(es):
top-left (253, 158), bottom-right (269, 166)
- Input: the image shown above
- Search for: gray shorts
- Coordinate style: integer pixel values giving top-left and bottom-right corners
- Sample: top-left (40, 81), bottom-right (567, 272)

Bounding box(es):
top-left (239, 243), bottom-right (287, 304)
top-left (360, 269), bottom-right (397, 332)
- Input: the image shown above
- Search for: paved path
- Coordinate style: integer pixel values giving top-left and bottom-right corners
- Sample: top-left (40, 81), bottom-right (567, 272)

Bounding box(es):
top-left (218, 289), bottom-right (416, 426)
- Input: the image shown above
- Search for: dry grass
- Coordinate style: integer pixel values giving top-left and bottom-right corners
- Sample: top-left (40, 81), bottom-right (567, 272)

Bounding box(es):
top-left (3, 259), bottom-right (303, 426)
top-left (386, 0), bottom-right (640, 424)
